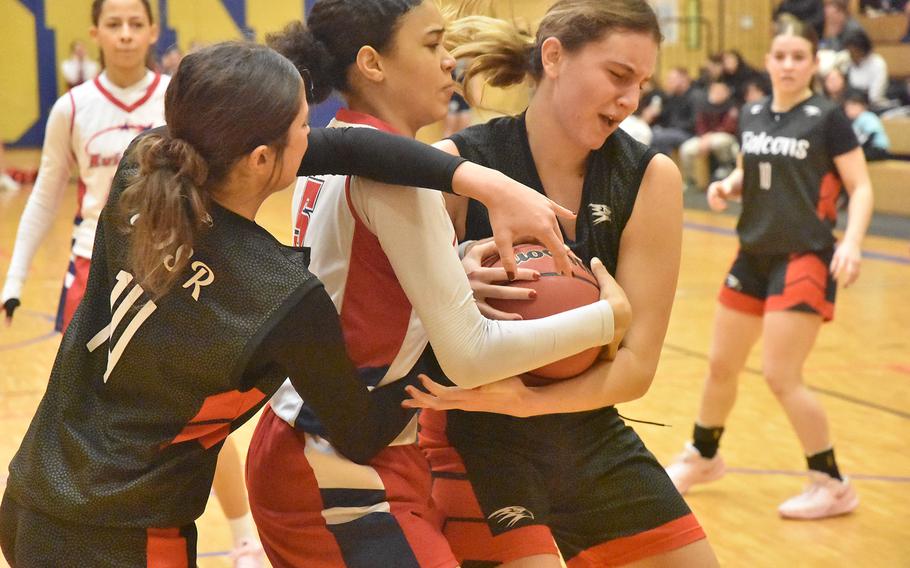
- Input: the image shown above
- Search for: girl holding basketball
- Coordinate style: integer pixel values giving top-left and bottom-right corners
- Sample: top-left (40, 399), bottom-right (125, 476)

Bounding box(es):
top-left (244, 2), bottom-right (631, 566)
top-left (405, 1), bottom-right (718, 565)
top-left (664, 15), bottom-right (872, 520)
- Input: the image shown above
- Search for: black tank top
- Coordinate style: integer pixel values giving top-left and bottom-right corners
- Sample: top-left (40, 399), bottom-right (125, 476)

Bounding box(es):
top-left (451, 113), bottom-right (656, 274)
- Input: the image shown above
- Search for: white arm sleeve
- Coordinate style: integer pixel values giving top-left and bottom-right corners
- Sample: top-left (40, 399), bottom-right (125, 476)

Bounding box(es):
top-left (351, 180), bottom-right (614, 388)
top-left (2, 95), bottom-right (76, 302)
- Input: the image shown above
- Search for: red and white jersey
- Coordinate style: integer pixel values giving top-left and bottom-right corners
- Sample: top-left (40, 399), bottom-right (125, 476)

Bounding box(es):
top-left (270, 109), bottom-right (615, 444)
top-left (2, 71), bottom-right (167, 302)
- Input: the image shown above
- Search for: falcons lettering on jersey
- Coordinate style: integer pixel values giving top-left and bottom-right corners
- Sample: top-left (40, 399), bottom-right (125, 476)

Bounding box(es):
top-left (293, 177), bottom-right (325, 247)
top-left (741, 131), bottom-right (811, 160)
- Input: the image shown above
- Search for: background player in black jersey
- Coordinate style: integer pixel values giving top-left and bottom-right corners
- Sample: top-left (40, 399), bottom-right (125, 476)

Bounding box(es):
top-left (0, 41), bottom-right (583, 566)
top-left (405, 1), bottom-right (718, 566)
top-left (665, 15), bottom-right (873, 520)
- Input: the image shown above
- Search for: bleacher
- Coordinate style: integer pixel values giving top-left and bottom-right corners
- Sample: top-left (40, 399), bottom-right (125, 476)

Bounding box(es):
top-left (860, 12), bottom-right (910, 216)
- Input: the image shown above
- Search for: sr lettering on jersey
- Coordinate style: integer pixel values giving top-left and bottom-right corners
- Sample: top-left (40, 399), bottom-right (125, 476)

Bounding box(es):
top-left (741, 131), bottom-right (810, 160)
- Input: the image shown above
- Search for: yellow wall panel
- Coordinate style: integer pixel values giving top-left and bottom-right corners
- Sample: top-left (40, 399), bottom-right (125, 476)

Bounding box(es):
top-left (0, 0), bottom-right (40, 140)
top-left (247, 0), bottom-right (305, 42)
top-left (167, 0), bottom-right (242, 51)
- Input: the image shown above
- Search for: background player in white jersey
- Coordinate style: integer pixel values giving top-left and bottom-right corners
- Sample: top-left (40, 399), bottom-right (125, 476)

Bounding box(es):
top-left (665, 15), bottom-right (873, 520)
top-left (246, 2), bottom-right (630, 566)
top-left (401, 2), bottom-right (717, 566)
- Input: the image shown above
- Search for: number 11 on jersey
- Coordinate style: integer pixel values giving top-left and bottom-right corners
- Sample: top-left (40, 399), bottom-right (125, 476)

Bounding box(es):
top-left (759, 161), bottom-right (772, 191)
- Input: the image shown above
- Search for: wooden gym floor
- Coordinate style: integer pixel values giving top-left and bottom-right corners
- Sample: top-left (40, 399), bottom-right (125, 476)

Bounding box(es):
top-left (1, 149), bottom-right (907, 566)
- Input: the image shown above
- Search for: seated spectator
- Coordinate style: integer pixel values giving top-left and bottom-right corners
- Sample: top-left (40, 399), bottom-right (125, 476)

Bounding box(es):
top-left (823, 67), bottom-right (849, 104)
top-left (743, 74), bottom-right (772, 103)
top-left (844, 89), bottom-right (891, 160)
top-left (160, 45), bottom-right (183, 76)
top-left (649, 67), bottom-right (698, 155)
top-left (821, 0), bottom-right (865, 51)
top-left (678, 81), bottom-right (739, 191)
top-left (721, 50), bottom-right (760, 105)
top-left (843, 29), bottom-right (890, 109)
top-left (60, 40), bottom-right (99, 90)
top-left (775, 0), bottom-right (825, 36)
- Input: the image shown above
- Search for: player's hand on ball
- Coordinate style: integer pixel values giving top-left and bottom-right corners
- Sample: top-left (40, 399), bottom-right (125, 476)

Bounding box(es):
top-left (590, 257), bottom-right (630, 359)
top-left (402, 374), bottom-right (537, 417)
top-left (2, 298), bottom-right (20, 326)
top-left (463, 240), bottom-right (539, 320)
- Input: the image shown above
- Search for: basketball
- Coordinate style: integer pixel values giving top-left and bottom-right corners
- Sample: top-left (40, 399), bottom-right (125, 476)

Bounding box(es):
top-left (483, 244), bottom-right (601, 383)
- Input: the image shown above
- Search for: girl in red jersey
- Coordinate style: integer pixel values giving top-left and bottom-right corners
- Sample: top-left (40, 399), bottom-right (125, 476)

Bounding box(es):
top-left (665, 15), bottom-right (873, 520)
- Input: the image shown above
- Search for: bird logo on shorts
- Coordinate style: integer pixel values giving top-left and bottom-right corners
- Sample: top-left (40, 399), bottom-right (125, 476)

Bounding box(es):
top-left (488, 506), bottom-right (535, 528)
top-left (589, 203), bottom-right (612, 226)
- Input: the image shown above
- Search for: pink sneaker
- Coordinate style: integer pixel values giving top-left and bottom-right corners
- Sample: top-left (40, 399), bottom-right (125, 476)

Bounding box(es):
top-left (665, 443), bottom-right (726, 494)
top-left (778, 472), bottom-right (859, 520)
top-left (230, 538), bottom-right (264, 568)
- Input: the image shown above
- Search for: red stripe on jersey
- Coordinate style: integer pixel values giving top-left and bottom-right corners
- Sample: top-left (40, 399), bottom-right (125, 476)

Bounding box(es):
top-left (336, 108), bottom-right (401, 134)
top-left (718, 286), bottom-right (764, 317)
top-left (165, 388), bottom-right (266, 448)
top-left (146, 527), bottom-right (189, 568)
top-left (340, 177), bottom-right (414, 369)
top-left (766, 253), bottom-right (834, 320)
top-left (816, 172), bottom-right (840, 222)
top-left (93, 73), bottom-right (162, 113)
top-left (566, 513), bottom-right (705, 567)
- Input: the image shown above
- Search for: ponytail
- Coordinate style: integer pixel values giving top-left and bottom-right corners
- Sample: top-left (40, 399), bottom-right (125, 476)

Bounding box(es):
top-left (118, 132), bottom-right (211, 298)
top-left (446, 15), bottom-right (535, 103)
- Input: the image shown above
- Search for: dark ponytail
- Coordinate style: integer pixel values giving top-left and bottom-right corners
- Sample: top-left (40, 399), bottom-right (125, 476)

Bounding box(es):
top-left (119, 42), bottom-right (302, 298)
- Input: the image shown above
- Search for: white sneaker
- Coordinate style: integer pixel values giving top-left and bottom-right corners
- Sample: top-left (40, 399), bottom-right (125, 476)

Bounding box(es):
top-left (0, 173), bottom-right (21, 192)
top-left (230, 538), bottom-right (264, 568)
top-left (665, 442), bottom-right (726, 494)
top-left (778, 471), bottom-right (859, 520)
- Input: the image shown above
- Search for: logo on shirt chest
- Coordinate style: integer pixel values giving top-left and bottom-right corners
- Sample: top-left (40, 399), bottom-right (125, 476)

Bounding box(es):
top-left (589, 203), bottom-right (612, 225)
top-left (84, 122), bottom-right (154, 169)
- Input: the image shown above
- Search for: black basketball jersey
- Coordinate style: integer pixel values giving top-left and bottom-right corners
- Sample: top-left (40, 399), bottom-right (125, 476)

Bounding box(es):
top-left (6, 150), bottom-right (320, 528)
top-left (737, 94), bottom-right (858, 254)
top-left (451, 113), bottom-right (656, 273)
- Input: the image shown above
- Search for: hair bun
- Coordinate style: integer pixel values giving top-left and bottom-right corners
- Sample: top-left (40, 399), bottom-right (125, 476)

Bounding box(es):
top-left (267, 21), bottom-right (335, 103)
top-left (141, 134), bottom-right (209, 188)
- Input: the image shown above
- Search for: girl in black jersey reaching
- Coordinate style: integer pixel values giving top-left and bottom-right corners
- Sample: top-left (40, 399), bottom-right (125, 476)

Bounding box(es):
top-left (665, 16), bottom-right (873, 520)
top-left (0, 41), bottom-right (579, 566)
top-left (404, 1), bottom-right (718, 566)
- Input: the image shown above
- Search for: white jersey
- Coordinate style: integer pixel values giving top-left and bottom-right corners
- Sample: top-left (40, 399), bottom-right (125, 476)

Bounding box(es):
top-left (270, 109), bottom-right (616, 446)
top-left (2, 71), bottom-right (168, 302)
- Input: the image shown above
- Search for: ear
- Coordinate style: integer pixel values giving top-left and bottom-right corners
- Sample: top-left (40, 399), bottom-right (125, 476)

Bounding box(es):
top-left (90, 26), bottom-right (99, 45)
top-left (246, 144), bottom-right (273, 177)
top-left (539, 36), bottom-right (563, 79)
top-left (355, 45), bottom-right (384, 84)
top-left (149, 23), bottom-right (160, 45)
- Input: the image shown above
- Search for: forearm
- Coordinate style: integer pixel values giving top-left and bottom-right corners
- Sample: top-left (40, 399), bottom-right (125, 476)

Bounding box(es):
top-left (843, 182), bottom-right (873, 246)
top-left (523, 347), bottom-right (653, 415)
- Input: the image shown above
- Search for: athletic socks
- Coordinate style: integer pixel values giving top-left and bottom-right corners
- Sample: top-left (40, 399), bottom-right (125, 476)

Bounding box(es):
top-left (807, 448), bottom-right (842, 480)
top-left (692, 423), bottom-right (725, 459)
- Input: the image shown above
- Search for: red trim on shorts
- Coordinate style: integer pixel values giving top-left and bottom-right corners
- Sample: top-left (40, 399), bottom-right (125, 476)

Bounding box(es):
top-left (766, 253), bottom-right (834, 321)
top-left (419, 410), bottom-right (559, 564)
top-left (93, 73), bottom-right (162, 113)
top-left (566, 513), bottom-right (705, 568)
top-left (718, 286), bottom-right (764, 317)
top-left (60, 256), bottom-right (92, 333)
top-left (146, 527), bottom-right (188, 568)
top-left (816, 172), bottom-right (840, 222)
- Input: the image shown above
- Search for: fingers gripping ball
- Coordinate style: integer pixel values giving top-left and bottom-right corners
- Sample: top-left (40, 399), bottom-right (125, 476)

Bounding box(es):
top-left (483, 244), bottom-right (601, 383)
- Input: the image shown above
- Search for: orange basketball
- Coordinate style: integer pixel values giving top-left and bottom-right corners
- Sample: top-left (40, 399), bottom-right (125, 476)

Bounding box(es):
top-left (483, 244), bottom-right (601, 383)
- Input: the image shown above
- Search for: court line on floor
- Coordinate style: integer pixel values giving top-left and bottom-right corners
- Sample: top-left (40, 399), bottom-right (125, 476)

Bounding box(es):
top-left (0, 311), bottom-right (57, 352)
top-left (725, 467), bottom-right (910, 483)
top-left (683, 221), bottom-right (910, 265)
top-left (663, 343), bottom-right (910, 420)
